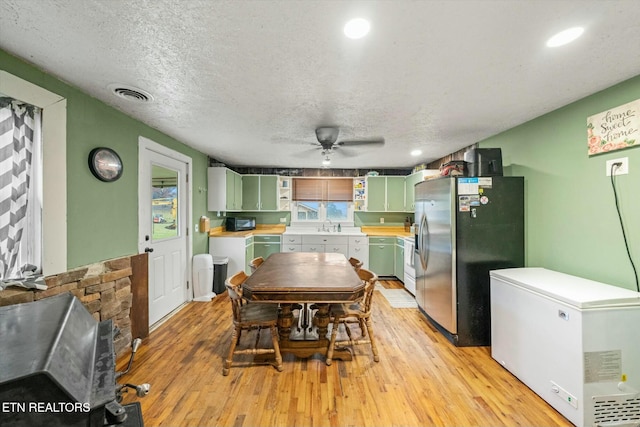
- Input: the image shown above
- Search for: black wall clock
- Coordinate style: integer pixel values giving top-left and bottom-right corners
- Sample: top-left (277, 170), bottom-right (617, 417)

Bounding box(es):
top-left (88, 147), bottom-right (123, 182)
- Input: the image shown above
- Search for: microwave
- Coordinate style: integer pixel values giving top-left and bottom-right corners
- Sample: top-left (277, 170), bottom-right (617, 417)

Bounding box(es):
top-left (225, 217), bottom-right (256, 232)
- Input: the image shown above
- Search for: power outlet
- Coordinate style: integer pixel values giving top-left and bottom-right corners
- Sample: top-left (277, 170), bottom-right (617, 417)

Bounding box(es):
top-left (379, 217), bottom-right (384, 224)
top-left (606, 157), bottom-right (629, 176)
top-left (279, 217), bottom-right (287, 223)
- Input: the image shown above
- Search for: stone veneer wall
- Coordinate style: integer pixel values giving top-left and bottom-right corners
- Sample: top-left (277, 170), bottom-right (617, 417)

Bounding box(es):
top-left (0, 256), bottom-right (134, 357)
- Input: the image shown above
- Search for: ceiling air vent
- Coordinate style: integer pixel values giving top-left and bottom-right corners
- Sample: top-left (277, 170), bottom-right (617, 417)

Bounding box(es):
top-left (107, 84), bottom-right (154, 103)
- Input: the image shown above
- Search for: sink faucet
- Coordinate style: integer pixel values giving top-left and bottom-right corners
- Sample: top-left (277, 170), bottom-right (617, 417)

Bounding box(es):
top-left (323, 219), bottom-right (332, 232)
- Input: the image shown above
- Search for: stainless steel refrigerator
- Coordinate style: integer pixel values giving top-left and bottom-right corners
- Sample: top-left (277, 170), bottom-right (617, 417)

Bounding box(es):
top-left (414, 176), bottom-right (524, 346)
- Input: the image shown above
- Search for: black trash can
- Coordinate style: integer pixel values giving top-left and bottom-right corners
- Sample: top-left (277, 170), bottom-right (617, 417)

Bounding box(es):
top-left (212, 256), bottom-right (229, 294)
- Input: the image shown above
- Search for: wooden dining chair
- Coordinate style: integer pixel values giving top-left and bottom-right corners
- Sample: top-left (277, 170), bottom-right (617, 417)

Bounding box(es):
top-left (249, 256), bottom-right (264, 273)
top-left (222, 270), bottom-right (283, 376)
top-left (325, 268), bottom-right (380, 365)
top-left (348, 257), bottom-right (363, 272)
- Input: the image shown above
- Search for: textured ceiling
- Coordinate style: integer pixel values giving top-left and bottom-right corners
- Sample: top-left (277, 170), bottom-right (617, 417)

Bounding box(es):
top-left (1, 0), bottom-right (640, 169)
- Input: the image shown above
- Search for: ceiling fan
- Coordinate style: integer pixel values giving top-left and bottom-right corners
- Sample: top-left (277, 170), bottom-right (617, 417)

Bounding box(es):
top-left (312, 126), bottom-right (385, 157)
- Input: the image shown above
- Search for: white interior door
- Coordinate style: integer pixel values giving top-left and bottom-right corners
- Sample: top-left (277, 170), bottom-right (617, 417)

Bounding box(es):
top-left (139, 137), bottom-right (192, 327)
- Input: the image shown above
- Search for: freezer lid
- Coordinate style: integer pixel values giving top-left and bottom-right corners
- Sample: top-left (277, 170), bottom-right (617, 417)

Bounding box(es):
top-left (490, 267), bottom-right (640, 309)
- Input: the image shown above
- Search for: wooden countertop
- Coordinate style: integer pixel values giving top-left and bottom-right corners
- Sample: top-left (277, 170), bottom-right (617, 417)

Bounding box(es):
top-left (361, 226), bottom-right (412, 238)
top-left (209, 224), bottom-right (286, 237)
top-left (209, 224), bottom-right (412, 238)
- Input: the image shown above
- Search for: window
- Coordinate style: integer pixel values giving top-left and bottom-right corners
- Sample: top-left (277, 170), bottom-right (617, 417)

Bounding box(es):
top-left (297, 201), bottom-right (320, 221)
top-left (293, 201), bottom-right (353, 225)
top-left (0, 71), bottom-right (67, 288)
top-left (326, 202), bottom-right (349, 221)
top-left (151, 164), bottom-right (179, 240)
top-left (0, 96), bottom-right (42, 284)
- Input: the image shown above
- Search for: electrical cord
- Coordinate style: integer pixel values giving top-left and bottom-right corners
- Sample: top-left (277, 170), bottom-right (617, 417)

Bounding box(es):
top-left (610, 162), bottom-right (639, 292)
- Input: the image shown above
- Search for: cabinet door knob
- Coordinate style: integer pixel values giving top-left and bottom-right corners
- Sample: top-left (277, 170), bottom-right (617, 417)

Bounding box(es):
top-left (145, 247), bottom-right (154, 253)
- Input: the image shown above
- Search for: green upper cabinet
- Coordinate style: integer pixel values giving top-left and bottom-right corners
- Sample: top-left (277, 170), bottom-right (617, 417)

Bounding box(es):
top-left (242, 175), bottom-right (278, 211)
top-left (386, 177), bottom-right (405, 211)
top-left (259, 175), bottom-right (278, 210)
top-left (242, 175), bottom-right (260, 210)
top-left (366, 177), bottom-right (386, 211)
top-left (234, 173), bottom-right (243, 210)
top-left (226, 169), bottom-right (242, 211)
top-left (366, 176), bottom-right (406, 212)
top-left (208, 167), bottom-right (242, 212)
top-left (404, 172), bottom-right (423, 212)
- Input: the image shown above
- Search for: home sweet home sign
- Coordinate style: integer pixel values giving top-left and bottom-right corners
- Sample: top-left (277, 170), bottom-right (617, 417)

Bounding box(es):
top-left (587, 99), bottom-right (639, 156)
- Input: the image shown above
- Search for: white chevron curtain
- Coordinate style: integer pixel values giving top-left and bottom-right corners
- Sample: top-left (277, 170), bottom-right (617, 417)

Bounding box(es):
top-left (0, 97), bottom-right (45, 289)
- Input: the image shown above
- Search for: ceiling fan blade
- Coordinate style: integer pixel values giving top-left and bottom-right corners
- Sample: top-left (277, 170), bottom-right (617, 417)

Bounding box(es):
top-left (271, 136), bottom-right (309, 145)
top-left (292, 146), bottom-right (322, 158)
top-left (333, 147), bottom-right (357, 157)
top-left (337, 138), bottom-right (385, 147)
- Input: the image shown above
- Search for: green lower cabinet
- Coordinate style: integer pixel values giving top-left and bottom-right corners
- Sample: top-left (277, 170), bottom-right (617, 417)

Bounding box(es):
top-left (368, 237), bottom-right (395, 276)
top-left (244, 237), bottom-right (254, 275)
top-left (395, 239), bottom-right (404, 281)
top-left (253, 235), bottom-right (281, 261)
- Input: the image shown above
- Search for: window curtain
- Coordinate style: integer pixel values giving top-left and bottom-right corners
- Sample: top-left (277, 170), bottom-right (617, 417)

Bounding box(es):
top-left (292, 178), bottom-right (353, 201)
top-left (0, 97), bottom-right (45, 290)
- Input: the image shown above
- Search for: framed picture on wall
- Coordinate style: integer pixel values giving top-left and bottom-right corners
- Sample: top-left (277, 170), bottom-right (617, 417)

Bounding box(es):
top-left (587, 99), bottom-right (640, 156)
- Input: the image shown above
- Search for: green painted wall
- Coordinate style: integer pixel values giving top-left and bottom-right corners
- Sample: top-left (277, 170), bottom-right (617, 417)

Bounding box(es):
top-left (1, 49), bottom-right (210, 269)
top-left (479, 74), bottom-right (640, 290)
top-left (354, 212), bottom-right (411, 227)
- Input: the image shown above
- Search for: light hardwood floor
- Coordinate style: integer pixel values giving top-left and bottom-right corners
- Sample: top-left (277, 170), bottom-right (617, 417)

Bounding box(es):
top-left (117, 280), bottom-right (571, 427)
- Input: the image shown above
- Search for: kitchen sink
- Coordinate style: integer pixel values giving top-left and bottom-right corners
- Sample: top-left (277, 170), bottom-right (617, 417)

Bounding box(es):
top-left (284, 226), bottom-right (365, 236)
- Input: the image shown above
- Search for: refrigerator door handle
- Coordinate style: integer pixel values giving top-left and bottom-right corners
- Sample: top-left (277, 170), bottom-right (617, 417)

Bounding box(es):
top-left (419, 213), bottom-right (429, 270)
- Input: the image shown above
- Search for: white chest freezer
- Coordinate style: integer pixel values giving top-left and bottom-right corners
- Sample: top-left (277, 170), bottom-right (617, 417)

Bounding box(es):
top-left (490, 268), bottom-right (640, 427)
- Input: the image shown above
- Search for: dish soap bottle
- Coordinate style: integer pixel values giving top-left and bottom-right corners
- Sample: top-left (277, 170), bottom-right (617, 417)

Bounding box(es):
top-left (337, 223), bottom-right (341, 232)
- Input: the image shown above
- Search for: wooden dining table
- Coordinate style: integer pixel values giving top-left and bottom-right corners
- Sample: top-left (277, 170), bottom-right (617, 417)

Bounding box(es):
top-left (242, 252), bottom-right (365, 361)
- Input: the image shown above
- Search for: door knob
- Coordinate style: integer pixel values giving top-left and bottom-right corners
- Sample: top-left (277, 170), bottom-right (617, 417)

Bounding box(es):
top-left (145, 247), bottom-right (154, 253)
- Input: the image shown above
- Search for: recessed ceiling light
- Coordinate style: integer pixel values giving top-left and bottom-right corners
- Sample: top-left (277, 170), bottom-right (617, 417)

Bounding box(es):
top-left (546, 27), bottom-right (584, 47)
top-left (410, 149), bottom-right (422, 157)
top-left (344, 18), bottom-right (370, 39)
